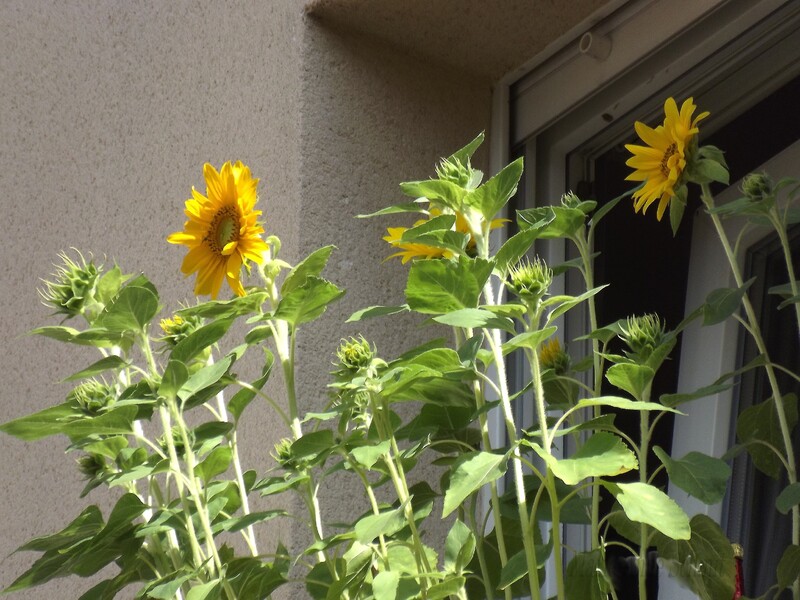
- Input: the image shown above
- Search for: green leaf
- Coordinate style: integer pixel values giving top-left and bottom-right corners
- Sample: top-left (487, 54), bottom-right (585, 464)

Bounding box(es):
top-left (186, 580), bottom-right (221, 600)
top-left (777, 483), bottom-right (800, 515)
top-left (574, 396), bottom-right (682, 415)
top-left (273, 277), bottom-right (345, 325)
top-left (358, 201), bottom-right (427, 218)
top-left (691, 158), bottom-right (730, 185)
top-left (291, 430), bottom-right (336, 460)
top-left (0, 401), bottom-right (79, 441)
top-left (545, 285), bottom-right (608, 325)
top-left (83, 436), bottom-right (129, 461)
top-left (399, 179), bottom-right (466, 211)
top-left (531, 433), bottom-right (637, 485)
top-left (655, 514), bottom-right (735, 600)
top-left (177, 355), bottom-right (233, 403)
top-left (778, 545), bottom-right (800, 590)
top-left (17, 506), bottom-right (103, 553)
top-left (448, 132), bottom-right (484, 165)
top-left (95, 265), bottom-right (130, 305)
top-left (444, 519), bottom-right (475, 574)
top-left (93, 284), bottom-right (159, 333)
top-left (518, 205), bottom-right (586, 238)
top-left (661, 382), bottom-right (733, 408)
top-left (354, 506), bottom-right (406, 543)
top-left (703, 278), bottom-right (755, 326)
top-left (148, 574), bottom-right (194, 599)
top-left (737, 393), bottom-right (798, 478)
top-left (228, 349), bottom-right (274, 420)
top-left (494, 228), bottom-right (540, 275)
top-left (159, 359), bottom-right (189, 400)
top-left (670, 184), bottom-right (688, 236)
top-left (171, 318), bottom-right (235, 364)
top-left (214, 510), bottom-right (286, 534)
top-left (62, 355), bottom-right (127, 382)
top-left (405, 257), bottom-right (493, 315)
top-left (30, 325), bottom-right (81, 343)
top-left (62, 406), bottom-right (138, 440)
top-left (605, 363), bottom-right (655, 400)
top-left (427, 577), bottom-right (466, 599)
top-left (195, 446), bottom-right (232, 483)
top-left (346, 305), bottom-right (409, 323)
top-left (614, 482), bottom-right (690, 540)
top-left (502, 326), bottom-right (558, 355)
top-left (652, 446), bottom-right (731, 504)
top-left (442, 451), bottom-right (506, 517)
top-left (402, 213), bottom-right (456, 237)
top-left (565, 550), bottom-right (607, 600)
top-left (349, 441), bottom-right (391, 469)
top-left (464, 157), bottom-right (523, 220)
top-left (281, 245), bottom-right (335, 294)
top-left (372, 571), bottom-right (400, 600)
top-left (433, 308), bottom-right (515, 333)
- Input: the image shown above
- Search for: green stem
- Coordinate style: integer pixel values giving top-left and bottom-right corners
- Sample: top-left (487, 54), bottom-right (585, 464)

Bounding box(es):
top-left (702, 185), bottom-right (799, 578)
top-left (770, 209), bottom-right (800, 336)
top-left (637, 386), bottom-right (651, 600)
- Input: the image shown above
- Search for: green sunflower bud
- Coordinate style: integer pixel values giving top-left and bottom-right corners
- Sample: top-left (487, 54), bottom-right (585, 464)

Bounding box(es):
top-left (336, 336), bottom-right (375, 373)
top-left (539, 337), bottom-right (571, 375)
top-left (69, 379), bottom-right (116, 415)
top-left (619, 314), bottom-right (667, 360)
top-left (507, 257), bottom-right (553, 305)
top-left (272, 437), bottom-right (299, 471)
top-left (435, 156), bottom-right (474, 188)
top-left (561, 191), bottom-right (582, 209)
top-left (741, 172), bottom-right (774, 203)
top-left (39, 251), bottom-right (101, 319)
top-left (159, 313), bottom-right (204, 348)
top-left (77, 454), bottom-right (107, 479)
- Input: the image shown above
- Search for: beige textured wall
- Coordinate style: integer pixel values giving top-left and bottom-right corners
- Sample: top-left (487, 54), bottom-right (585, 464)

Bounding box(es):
top-left (0, 1), bottom-right (304, 597)
top-left (0, 1), bottom-right (607, 597)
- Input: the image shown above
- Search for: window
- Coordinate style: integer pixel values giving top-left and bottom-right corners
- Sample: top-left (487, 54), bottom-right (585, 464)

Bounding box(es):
top-left (501, 0), bottom-right (800, 597)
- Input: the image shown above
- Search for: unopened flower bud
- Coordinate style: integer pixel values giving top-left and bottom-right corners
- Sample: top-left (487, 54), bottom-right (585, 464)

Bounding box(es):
top-left (39, 251), bottom-right (101, 319)
top-left (77, 454), bottom-right (107, 479)
top-left (561, 191), bottom-right (582, 209)
top-left (741, 172), bottom-right (773, 203)
top-left (336, 336), bottom-right (375, 372)
top-left (69, 379), bottom-right (116, 415)
top-left (620, 314), bottom-right (667, 358)
top-left (272, 438), bottom-right (298, 470)
top-left (539, 338), bottom-right (570, 375)
top-left (436, 157), bottom-right (474, 188)
top-left (159, 313), bottom-right (204, 348)
top-left (507, 258), bottom-right (553, 304)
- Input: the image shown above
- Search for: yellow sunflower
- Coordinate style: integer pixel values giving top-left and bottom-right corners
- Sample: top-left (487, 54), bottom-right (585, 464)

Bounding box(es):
top-left (625, 97), bottom-right (709, 220)
top-left (168, 161), bottom-right (269, 298)
top-left (384, 210), bottom-right (505, 263)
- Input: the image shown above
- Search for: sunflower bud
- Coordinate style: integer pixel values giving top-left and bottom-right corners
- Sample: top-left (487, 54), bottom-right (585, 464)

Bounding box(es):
top-left (69, 379), bottom-right (116, 415)
top-left (77, 454), bottom-right (107, 479)
top-left (336, 336), bottom-right (375, 373)
top-left (159, 426), bottom-right (192, 454)
top-left (619, 314), bottom-right (667, 360)
top-left (741, 172), bottom-right (774, 204)
top-left (507, 258), bottom-right (552, 305)
top-left (539, 338), bottom-right (571, 375)
top-left (561, 191), bottom-right (582, 209)
top-left (272, 438), bottom-right (299, 471)
top-left (436, 156), bottom-right (474, 188)
top-left (39, 251), bottom-right (101, 319)
top-left (159, 314), bottom-right (204, 348)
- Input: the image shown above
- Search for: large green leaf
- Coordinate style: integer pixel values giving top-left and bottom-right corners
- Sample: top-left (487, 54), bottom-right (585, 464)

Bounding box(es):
top-left (494, 228), bottom-right (541, 275)
top-left (502, 326), bottom-right (558, 355)
top-left (281, 245), bottom-right (335, 295)
top-left (405, 257), bottom-right (493, 315)
top-left (228, 349), bottom-right (274, 420)
top-left (433, 308), bottom-right (515, 333)
top-left (702, 278), bottom-right (755, 326)
top-left (605, 363), bottom-right (655, 400)
top-left (442, 451), bottom-right (506, 517)
top-left (737, 393), bottom-right (798, 478)
top-left (372, 571), bottom-right (400, 600)
top-left (63, 356), bottom-right (128, 382)
top-left (0, 401), bottom-right (80, 441)
top-left (464, 157), bottom-right (524, 220)
top-left (177, 355), bottom-right (233, 403)
top-left (170, 318), bottom-right (235, 364)
top-left (346, 305), bottom-right (409, 323)
top-left (530, 433), bottom-right (637, 485)
top-left (652, 447), bottom-right (730, 505)
top-left (778, 545), bottom-right (800, 591)
top-left (444, 519), bottom-right (475, 575)
top-left (613, 482), bottom-right (690, 540)
top-left (93, 282), bottom-right (159, 333)
top-left (355, 506), bottom-right (407, 544)
top-left (565, 550), bottom-right (607, 600)
top-left (273, 277), bottom-right (344, 325)
top-left (777, 483), bottom-right (800, 515)
top-left (655, 514), bottom-right (735, 600)
top-left (399, 179), bottom-right (466, 211)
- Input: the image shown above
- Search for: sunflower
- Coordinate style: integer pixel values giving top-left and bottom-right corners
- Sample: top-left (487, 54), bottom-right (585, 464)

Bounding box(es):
top-left (384, 209), bottom-right (505, 263)
top-left (168, 161), bottom-right (269, 298)
top-left (625, 97), bottom-right (709, 220)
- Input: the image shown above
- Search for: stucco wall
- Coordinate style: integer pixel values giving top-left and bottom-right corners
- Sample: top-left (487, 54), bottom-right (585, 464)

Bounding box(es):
top-left (0, 1), bottom-right (610, 597)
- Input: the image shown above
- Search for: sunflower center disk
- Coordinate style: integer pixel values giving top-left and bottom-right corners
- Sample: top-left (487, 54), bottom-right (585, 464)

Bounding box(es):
top-left (208, 207), bottom-right (240, 256)
top-left (659, 143), bottom-right (678, 178)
